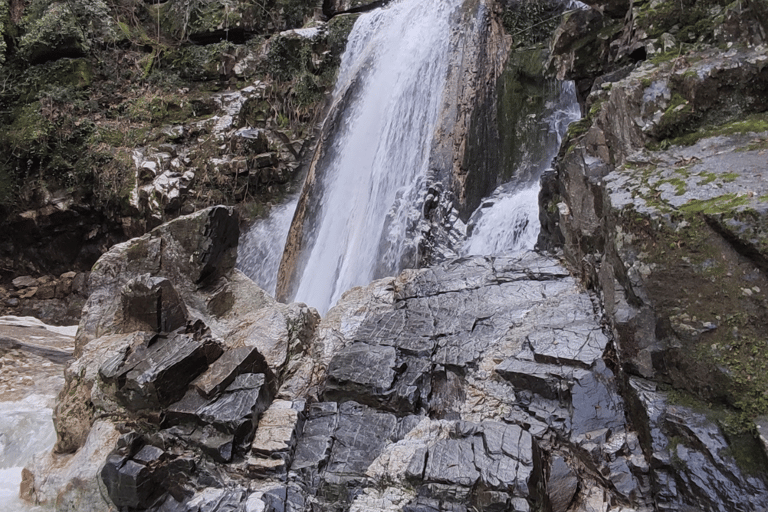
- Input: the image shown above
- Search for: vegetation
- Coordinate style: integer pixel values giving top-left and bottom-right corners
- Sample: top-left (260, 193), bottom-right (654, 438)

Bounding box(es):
top-left (0, 0), bottom-right (343, 220)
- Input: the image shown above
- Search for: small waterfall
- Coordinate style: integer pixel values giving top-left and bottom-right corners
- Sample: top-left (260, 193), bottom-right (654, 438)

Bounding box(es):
top-left (462, 81), bottom-right (580, 256)
top-left (288, 0), bottom-right (463, 314)
top-left (237, 198), bottom-right (299, 296)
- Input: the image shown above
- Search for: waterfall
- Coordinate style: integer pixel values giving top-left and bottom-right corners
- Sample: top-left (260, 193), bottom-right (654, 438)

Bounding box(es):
top-left (239, 0), bottom-right (582, 315)
top-left (286, 0), bottom-right (463, 315)
top-left (462, 81), bottom-right (581, 256)
top-left (237, 198), bottom-right (299, 296)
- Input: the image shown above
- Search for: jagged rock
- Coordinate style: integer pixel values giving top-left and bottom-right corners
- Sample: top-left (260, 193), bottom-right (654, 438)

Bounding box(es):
top-left (628, 377), bottom-right (768, 511)
top-left (547, 457), bottom-right (577, 512)
top-left (250, 399), bottom-right (305, 460)
top-left (192, 346), bottom-right (271, 399)
top-left (324, 342), bottom-right (398, 406)
top-left (424, 438), bottom-right (479, 487)
top-left (108, 331), bottom-right (223, 410)
top-left (197, 373), bottom-right (272, 437)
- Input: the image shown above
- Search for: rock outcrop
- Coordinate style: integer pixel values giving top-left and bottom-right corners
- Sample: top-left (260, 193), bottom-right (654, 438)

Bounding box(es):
top-left (539, 0), bottom-right (768, 507)
top-left (22, 203), bottom-right (718, 511)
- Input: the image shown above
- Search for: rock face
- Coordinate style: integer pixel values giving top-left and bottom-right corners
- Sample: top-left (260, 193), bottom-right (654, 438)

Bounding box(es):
top-left (25, 208), bottom-right (671, 512)
top-left (538, 0), bottom-right (768, 509)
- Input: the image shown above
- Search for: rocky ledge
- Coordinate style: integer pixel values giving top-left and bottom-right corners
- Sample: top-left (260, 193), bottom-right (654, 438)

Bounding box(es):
top-left (20, 206), bottom-right (768, 512)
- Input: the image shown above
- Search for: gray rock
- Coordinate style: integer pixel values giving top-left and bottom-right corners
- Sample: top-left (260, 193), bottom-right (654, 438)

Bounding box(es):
top-left (12, 276), bottom-right (39, 289)
top-left (324, 342), bottom-right (397, 405)
top-left (424, 439), bottom-right (479, 487)
top-left (192, 346), bottom-right (271, 399)
top-left (547, 457), bottom-right (577, 512)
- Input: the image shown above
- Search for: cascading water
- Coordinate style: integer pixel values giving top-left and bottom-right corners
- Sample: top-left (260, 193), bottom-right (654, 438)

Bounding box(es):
top-left (238, 197), bottom-right (299, 296)
top-left (0, 396), bottom-right (55, 512)
top-left (239, 0), bottom-right (583, 315)
top-left (462, 81), bottom-right (580, 256)
top-left (285, 0), bottom-right (463, 315)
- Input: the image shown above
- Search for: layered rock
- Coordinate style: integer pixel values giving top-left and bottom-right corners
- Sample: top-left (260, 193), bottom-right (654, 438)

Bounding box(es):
top-left (539, 0), bottom-right (768, 508)
top-left (24, 204), bottom-right (664, 512)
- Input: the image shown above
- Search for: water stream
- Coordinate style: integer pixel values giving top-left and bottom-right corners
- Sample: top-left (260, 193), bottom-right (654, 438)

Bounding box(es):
top-left (239, 0), bottom-right (581, 315)
top-left (461, 81), bottom-right (580, 256)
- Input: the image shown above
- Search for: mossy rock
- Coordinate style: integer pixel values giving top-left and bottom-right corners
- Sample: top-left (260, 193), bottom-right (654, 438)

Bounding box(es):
top-left (156, 0), bottom-right (264, 43)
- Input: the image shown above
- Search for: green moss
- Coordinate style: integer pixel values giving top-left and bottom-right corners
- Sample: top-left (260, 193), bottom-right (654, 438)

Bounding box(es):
top-left (0, 0), bottom-right (8, 65)
top-left (634, 0), bottom-right (728, 42)
top-left (678, 193), bottom-right (749, 214)
top-left (696, 171), bottom-right (718, 185)
top-left (664, 113), bottom-right (768, 147)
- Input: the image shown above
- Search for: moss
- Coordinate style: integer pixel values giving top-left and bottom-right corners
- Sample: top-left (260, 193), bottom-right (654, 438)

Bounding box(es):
top-left (327, 13), bottom-right (360, 63)
top-left (634, 0), bottom-right (729, 42)
top-left (678, 193), bottom-right (749, 214)
top-left (664, 112), bottom-right (768, 147)
top-left (0, 0), bottom-right (8, 65)
top-left (696, 171), bottom-right (718, 185)
top-left (619, 203), bottom-right (768, 449)
top-left (501, 0), bottom-right (564, 46)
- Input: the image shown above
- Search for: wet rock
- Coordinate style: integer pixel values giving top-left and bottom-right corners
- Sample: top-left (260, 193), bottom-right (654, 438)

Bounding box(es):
top-left (496, 359), bottom-right (589, 401)
top-left (628, 377), bottom-right (768, 511)
top-left (101, 455), bottom-right (155, 509)
top-left (197, 373), bottom-right (272, 439)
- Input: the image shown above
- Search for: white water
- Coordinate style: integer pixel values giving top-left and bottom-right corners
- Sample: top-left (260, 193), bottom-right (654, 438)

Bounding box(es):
top-left (289, 0), bottom-right (463, 315)
top-left (462, 81), bottom-right (581, 256)
top-left (0, 396), bottom-right (56, 512)
top-left (237, 198), bottom-right (299, 296)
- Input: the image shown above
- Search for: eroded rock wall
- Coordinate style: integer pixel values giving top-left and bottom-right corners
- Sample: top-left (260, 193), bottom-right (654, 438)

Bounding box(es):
top-left (539, 0), bottom-right (768, 508)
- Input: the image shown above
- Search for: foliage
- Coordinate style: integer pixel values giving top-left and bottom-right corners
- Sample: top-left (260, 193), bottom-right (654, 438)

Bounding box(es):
top-left (0, 0), bottom-right (8, 65)
top-left (500, 0), bottom-right (565, 47)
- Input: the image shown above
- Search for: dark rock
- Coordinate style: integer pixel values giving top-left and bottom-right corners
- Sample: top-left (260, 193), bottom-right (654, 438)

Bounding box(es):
top-left (496, 358), bottom-right (589, 400)
top-left (133, 445), bottom-right (164, 465)
top-left (120, 275), bottom-right (188, 333)
top-left (101, 455), bottom-right (154, 509)
top-left (188, 425), bottom-right (235, 463)
top-left (628, 377), bottom-right (768, 511)
top-left (325, 402), bottom-right (398, 477)
top-left (191, 346), bottom-right (271, 399)
top-left (424, 439), bottom-right (479, 487)
top-left (569, 360), bottom-right (626, 437)
top-left (324, 342), bottom-right (397, 406)
top-left (196, 373), bottom-right (271, 445)
top-left (114, 331), bottom-right (223, 410)
top-left (546, 457), bottom-right (577, 512)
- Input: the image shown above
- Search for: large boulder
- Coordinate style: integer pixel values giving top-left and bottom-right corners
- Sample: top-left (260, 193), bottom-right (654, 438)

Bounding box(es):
top-left (23, 206), bottom-right (319, 511)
